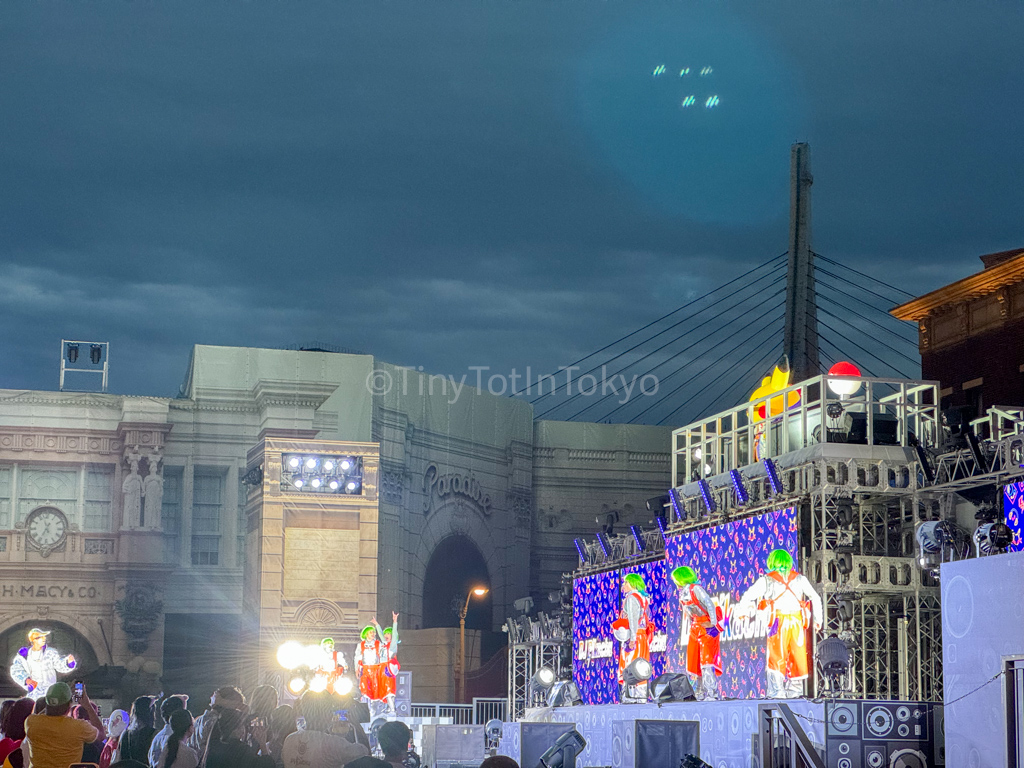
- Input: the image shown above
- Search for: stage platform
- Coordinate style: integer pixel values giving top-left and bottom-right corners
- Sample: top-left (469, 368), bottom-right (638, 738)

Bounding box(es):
top-left (498, 699), bottom-right (826, 767)
top-left (498, 698), bottom-right (940, 768)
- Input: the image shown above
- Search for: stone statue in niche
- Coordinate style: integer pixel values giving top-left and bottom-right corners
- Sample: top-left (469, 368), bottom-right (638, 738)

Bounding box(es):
top-left (122, 458), bottom-right (143, 528)
top-left (142, 461), bottom-right (163, 529)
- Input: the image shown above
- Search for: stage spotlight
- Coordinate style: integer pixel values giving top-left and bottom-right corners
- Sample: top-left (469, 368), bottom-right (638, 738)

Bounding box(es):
top-left (595, 532), bottom-right (611, 558)
top-left (645, 495), bottom-right (670, 513)
top-left (623, 658), bottom-right (653, 687)
top-left (836, 502), bottom-right (855, 528)
top-left (762, 459), bottom-right (783, 495)
top-left (67, 344), bottom-right (79, 363)
top-left (655, 514), bottom-right (668, 543)
top-left (332, 676), bottom-right (354, 696)
top-left (817, 635), bottom-right (851, 696)
top-left (697, 480), bottom-right (717, 514)
top-left (532, 667), bottom-right (556, 690)
top-left (629, 524), bottom-right (646, 552)
top-left (573, 538), bottom-right (586, 562)
top-left (546, 680), bottom-right (582, 708)
top-left (323, 460), bottom-right (335, 471)
top-left (308, 675), bottom-right (328, 693)
top-left (835, 551), bottom-right (853, 576)
top-left (276, 641), bottom-right (304, 670)
top-left (288, 457), bottom-right (300, 469)
top-left (340, 459), bottom-right (352, 470)
top-left (305, 457), bottom-right (318, 469)
top-left (837, 598), bottom-right (856, 623)
top-left (651, 673), bottom-right (696, 703)
top-left (485, 718), bottom-right (503, 751)
top-left (538, 729), bottom-right (586, 768)
top-left (90, 344), bottom-right (103, 364)
top-left (288, 677), bottom-right (306, 694)
top-left (668, 488), bottom-right (685, 522)
top-left (729, 469), bottom-right (749, 505)
top-left (974, 521), bottom-right (1013, 555)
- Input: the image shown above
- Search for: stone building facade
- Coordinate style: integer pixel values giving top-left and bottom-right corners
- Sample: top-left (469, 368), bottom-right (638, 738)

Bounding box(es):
top-left (0, 345), bottom-right (671, 701)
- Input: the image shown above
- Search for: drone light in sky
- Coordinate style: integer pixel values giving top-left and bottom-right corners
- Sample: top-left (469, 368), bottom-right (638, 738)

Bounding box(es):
top-left (653, 64), bottom-right (666, 76)
top-left (705, 95), bottom-right (720, 108)
top-left (679, 67), bottom-right (690, 76)
top-left (700, 66), bottom-right (713, 76)
top-left (681, 95), bottom-right (696, 108)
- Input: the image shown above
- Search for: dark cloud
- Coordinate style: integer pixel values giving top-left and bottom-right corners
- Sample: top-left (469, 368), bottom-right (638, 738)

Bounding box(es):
top-left (1, 0), bottom-right (1020, 408)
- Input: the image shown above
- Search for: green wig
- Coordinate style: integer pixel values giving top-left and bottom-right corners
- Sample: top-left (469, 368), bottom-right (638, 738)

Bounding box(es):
top-left (360, 626), bottom-right (375, 640)
top-left (670, 566), bottom-right (698, 586)
top-left (623, 573), bottom-right (648, 594)
top-left (320, 637), bottom-right (334, 648)
top-left (766, 549), bottom-right (794, 573)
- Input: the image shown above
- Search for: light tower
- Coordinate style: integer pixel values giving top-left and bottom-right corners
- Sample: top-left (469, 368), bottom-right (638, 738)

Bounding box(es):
top-left (783, 142), bottom-right (820, 383)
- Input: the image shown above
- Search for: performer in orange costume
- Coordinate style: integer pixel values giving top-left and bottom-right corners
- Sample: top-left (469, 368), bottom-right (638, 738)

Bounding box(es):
top-left (613, 573), bottom-right (654, 703)
top-left (736, 549), bottom-right (823, 698)
top-left (317, 637), bottom-right (348, 694)
top-left (372, 612), bottom-right (400, 714)
top-left (355, 626), bottom-right (386, 704)
top-left (671, 566), bottom-right (723, 700)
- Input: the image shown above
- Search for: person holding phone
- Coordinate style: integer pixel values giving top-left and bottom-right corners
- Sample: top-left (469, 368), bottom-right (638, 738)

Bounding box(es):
top-left (24, 682), bottom-right (104, 768)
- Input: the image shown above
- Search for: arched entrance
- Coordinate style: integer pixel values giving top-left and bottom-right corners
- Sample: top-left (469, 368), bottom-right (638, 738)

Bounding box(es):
top-left (422, 535), bottom-right (492, 632)
top-left (0, 620), bottom-right (100, 697)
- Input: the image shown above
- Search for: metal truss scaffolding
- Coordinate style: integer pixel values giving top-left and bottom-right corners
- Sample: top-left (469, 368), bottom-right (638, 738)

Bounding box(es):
top-left (505, 614), bottom-right (568, 722)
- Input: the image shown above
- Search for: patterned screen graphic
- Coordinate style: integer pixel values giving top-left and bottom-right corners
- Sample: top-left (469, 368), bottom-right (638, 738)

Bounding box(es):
top-left (572, 570), bottom-right (620, 704)
top-left (664, 507), bottom-right (799, 699)
top-left (1002, 481), bottom-right (1024, 552)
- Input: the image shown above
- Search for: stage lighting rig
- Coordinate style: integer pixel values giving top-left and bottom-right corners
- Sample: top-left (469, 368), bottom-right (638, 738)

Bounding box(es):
top-left (623, 658), bottom-right (653, 687)
top-left (762, 458), bottom-right (783, 495)
top-left (696, 479), bottom-right (717, 514)
top-left (973, 502), bottom-right (1013, 556)
top-left (646, 495), bottom-right (670, 513)
top-left (629, 524), bottom-right (646, 552)
top-left (281, 453), bottom-right (363, 495)
top-left (729, 469), bottom-right (749, 505)
top-left (668, 488), bottom-right (685, 521)
top-left (816, 635), bottom-right (852, 697)
top-left (485, 718), bottom-right (503, 753)
top-left (537, 729), bottom-right (586, 768)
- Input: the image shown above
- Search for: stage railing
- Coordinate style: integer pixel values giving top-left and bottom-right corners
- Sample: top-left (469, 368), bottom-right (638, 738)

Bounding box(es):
top-left (672, 375), bottom-right (940, 487)
top-left (757, 703), bottom-right (826, 768)
top-left (408, 698), bottom-right (506, 724)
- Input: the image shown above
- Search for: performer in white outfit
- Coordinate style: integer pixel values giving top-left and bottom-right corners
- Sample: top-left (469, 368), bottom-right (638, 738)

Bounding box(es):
top-left (735, 549), bottom-right (823, 699)
top-left (9, 628), bottom-right (77, 700)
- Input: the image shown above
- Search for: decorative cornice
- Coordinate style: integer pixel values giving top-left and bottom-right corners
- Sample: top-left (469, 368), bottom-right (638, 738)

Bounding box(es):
top-left (0, 428), bottom-right (123, 457)
top-left (891, 249), bottom-right (1024, 321)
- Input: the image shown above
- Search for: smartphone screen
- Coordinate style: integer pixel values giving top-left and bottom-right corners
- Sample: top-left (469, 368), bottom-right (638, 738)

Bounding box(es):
top-left (74, 683), bottom-right (84, 697)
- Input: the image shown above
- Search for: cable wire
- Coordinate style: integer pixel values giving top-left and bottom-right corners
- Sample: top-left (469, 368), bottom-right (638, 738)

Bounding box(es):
top-left (815, 265), bottom-right (911, 309)
top-left (816, 283), bottom-right (919, 348)
top-left (817, 316), bottom-right (911, 378)
top-left (516, 253), bottom-right (788, 398)
top-left (816, 305), bottom-right (922, 368)
top-left (675, 339), bottom-right (785, 425)
top-left (815, 253), bottom-right (916, 299)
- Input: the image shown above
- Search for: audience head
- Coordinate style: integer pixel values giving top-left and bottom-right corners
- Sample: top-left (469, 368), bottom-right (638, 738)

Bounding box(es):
top-left (269, 705), bottom-right (296, 741)
top-left (159, 695), bottom-right (186, 724)
top-left (5, 698), bottom-right (34, 740)
top-left (108, 709), bottom-right (129, 739)
top-left (248, 685), bottom-right (277, 720)
top-left (0, 700), bottom-right (15, 736)
top-left (480, 758), bottom-right (520, 768)
top-left (44, 682), bottom-right (73, 717)
top-left (210, 686), bottom-right (246, 712)
top-left (298, 691), bottom-right (333, 733)
top-left (33, 697), bottom-right (47, 715)
top-left (130, 696), bottom-right (155, 730)
top-left (213, 707), bottom-right (247, 742)
top-left (377, 721), bottom-right (412, 760)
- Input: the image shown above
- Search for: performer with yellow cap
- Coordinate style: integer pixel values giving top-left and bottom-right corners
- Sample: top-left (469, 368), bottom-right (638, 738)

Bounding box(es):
top-left (9, 628), bottom-right (77, 700)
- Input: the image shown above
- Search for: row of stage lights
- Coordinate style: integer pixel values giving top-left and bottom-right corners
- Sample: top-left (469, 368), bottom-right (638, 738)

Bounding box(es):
top-left (276, 641), bottom-right (355, 696)
top-left (281, 453), bottom-right (364, 494)
top-left (573, 457), bottom-right (785, 564)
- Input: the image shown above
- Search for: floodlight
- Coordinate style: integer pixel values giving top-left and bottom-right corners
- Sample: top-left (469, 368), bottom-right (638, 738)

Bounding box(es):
top-left (304, 644), bottom-right (326, 669)
top-left (288, 457), bottom-right (300, 468)
top-left (837, 598), bottom-right (856, 623)
top-left (827, 361), bottom-right (863, 398)
top-left (329, 480), bottom-right (339, 490)
top-left (485, 718), bottom-right (503, 739)
top-left (293, 479), bottom-right (304, 488)
top-left (277, 641), bottom-right (305, 670)
top-left (305, 458), bottom-right (317, 469)
top-left (651, 673), bottom-right (695, 703)
top-left (332, 677), bottom-right (354, 696)
top-left (629, 524), bottom-right (646, 552)
top-left (817, 635), bottom-right (851, 696)
top-left (763, 459), bottom-right (783, 495)
top-left (538, 729), bottom-right (586, 768)
top-left (730, 469), bottom-right (749, 505)
top-left (288, 677), bottom-right (306, 694)
top-left (323, 460), bottom-right (335, 471)
top-left (346, 481), bottom-right (358, 491)
top-left (308, 675), bottom-right (328, 693)
top-left (623, 657), bottom-right (653, 687)
top-left (340, 459), bottom-right (352, 470)
top-left (532, 667), bottom-right (556, 690)
top-left (546, 680), bottom-right (582, 708)
top-left (668, 488), bottom-right (685, 521)
top-left (697, 480), bottom-right (717, 514)
top-left (974, 522), bottom-right (1013, 555)
top-left (311, 478), bottom-right (322, 488)
top-left (836, 502), bottom-right (855, 528)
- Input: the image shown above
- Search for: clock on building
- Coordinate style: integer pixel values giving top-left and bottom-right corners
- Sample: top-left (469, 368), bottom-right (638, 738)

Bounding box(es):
top-left (25, 507), bottom-right (68, 556)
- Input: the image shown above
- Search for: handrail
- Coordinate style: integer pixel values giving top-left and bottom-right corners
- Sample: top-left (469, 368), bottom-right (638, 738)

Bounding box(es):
top-left (758, 703), bottom-right (826, 768)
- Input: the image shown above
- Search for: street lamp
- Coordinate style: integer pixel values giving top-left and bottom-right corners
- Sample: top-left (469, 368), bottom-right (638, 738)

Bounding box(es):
top-left (456, 586), bottom-right (489, 703)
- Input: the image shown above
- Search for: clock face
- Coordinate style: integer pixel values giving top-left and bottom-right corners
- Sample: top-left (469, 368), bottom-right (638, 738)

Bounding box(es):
top-left (27, 509), bottom-right (67, 549)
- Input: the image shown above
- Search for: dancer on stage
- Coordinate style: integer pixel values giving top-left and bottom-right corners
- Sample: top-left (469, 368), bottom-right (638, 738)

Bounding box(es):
top-left (372, 613), bottom-right (400, 714)
top-left (735, 549), bottom-right (823, 699)
top-left (355, 626), bottom-right (386, 707)
top-left (9, 628), bottom-right (77, 700)
top-left (671, 566), bottom-right (723, 701)
top-left (612, 573), bottom-right (654, 704)
top-left (317, 637), bottom-right (348, 694)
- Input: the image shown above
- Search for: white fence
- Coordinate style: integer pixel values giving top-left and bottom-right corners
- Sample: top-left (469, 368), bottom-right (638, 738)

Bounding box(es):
top-left (409, 697), bottom-right (507, 724)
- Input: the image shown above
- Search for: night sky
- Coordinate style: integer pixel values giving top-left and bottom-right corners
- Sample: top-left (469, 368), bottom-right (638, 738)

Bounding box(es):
top-left (2, 1), bottom-right (1022, 419)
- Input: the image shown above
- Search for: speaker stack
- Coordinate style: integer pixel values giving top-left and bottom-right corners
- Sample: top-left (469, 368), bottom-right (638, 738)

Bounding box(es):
top-left (826, 701), bottom-right (935, 768)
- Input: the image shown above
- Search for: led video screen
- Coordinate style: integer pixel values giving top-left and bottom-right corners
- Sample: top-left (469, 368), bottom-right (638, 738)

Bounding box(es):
top-left (572, 569), bottom-right (620, 704)
top-left (664, 506), bottom-right (799, 699)
top-left (1002, 481), bottom-right (1024, 552)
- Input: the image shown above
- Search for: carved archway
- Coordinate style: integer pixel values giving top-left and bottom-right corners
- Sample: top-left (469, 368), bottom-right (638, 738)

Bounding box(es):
top-left (294, 599), bottom-right (344, 628)
top-left (422, 535), bottom-right (492, 632)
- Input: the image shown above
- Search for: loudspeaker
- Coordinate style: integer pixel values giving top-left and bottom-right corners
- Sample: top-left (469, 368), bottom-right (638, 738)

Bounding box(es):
top-left (864, 743), bottom-right (929, 768)
top-left (421, 725), bottom-right (484, 766)
top-left (931, 705), bottom-right (944, 765)
top-left (826, 738), bottom-right (861, 768)
top-left (520, 722), bottom-right (578, 768)
top-left (861, 703), bottom-right (928, 741)
top-left (650, 673), bottom-right (696, 702)
top-left (826, 701), bottom-right (861, 738)
top-left (395, 671), bottom-right (412, 717)
top-left (634, 720), bottom-right (700, 768)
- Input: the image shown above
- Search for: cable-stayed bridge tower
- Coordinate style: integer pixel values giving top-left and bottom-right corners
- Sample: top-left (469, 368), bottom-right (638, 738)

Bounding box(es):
top-left (784, 142), bottom-right (820, 382)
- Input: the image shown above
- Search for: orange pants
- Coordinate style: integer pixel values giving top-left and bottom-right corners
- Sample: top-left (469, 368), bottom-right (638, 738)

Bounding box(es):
top-left (359, 663), bottom-right (388, 701)
top-left (767, 614), bottom-right (810, 679)
top-left (686, 623), bottom-right (721, 676)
